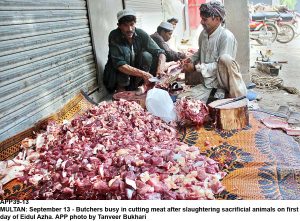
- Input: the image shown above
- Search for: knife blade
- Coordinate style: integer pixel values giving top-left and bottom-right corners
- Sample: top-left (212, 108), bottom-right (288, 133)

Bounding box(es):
top-left (214, 95), bottom-right (247, 108)
top-left (148, 77), bottom-right (161, 83)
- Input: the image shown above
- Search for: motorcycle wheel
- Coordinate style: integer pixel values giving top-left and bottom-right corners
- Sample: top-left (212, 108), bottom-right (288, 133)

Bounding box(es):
top-left (276, 23), bottom-right (295, 43)
top-left (256, 23), bottom-right (278, 45)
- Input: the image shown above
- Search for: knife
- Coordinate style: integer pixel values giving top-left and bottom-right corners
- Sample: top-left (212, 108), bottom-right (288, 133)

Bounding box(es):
top-left (214, 95), bottom-right (247, 108)
top-left (148, 77), bottom-right (161, 83)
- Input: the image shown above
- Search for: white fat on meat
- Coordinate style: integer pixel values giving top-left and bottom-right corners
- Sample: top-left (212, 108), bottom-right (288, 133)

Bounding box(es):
top-left (13, 100), bottom-right (226, 200)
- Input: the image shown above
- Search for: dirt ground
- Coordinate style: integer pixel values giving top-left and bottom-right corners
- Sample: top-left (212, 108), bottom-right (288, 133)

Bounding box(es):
top-left (249, 32), bottom-right (300, 144)
top-left (249, 35), bottom-right (300, 113)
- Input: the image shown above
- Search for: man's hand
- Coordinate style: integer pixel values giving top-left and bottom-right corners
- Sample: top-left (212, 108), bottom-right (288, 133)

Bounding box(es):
top-left (181, 57), bottom-right (192, 64)
top-left (156, 53), bottom-right (166, 78)
top-left (164, 61), bottom-right (178, 71)
top-left (142, 72), bottom-right (153, 83)
top-left (179, 52), bottom-right (187, 59)
top-left (118, 65), bottom-right (153, 82)
top-left (156, 69), bottom-right (167, 79)
top-left (182, 62), bottom-right (195, 73)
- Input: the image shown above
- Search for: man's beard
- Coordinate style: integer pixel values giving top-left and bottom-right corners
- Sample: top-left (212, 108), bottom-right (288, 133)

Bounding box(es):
top-left (125, 28), bottom-right (135, 38)
top-left (126, 32), bottom-right (134, 37)
top-left (202, 24), bottom-right (208, 31)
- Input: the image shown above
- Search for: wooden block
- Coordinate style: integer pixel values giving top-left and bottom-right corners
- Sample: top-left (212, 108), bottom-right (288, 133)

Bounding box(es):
top-left (185, 71), bottom-right (203, 85)
top-left (208, 98), bottom-right (249, 130)
top-left (256, 62), bottom-right (281, 76)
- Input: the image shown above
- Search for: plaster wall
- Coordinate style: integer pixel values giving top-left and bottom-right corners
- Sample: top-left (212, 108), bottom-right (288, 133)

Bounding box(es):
top-left (224, 0), bottom-right (251, 82)
top-left (87, 0), bottom-right (123, 96)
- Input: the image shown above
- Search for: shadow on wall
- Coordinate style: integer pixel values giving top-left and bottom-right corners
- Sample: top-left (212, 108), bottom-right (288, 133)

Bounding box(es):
top-left (87, 0), bottom-right (122, 88)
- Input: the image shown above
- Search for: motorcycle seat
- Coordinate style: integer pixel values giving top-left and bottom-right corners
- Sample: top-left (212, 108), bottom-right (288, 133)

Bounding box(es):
top-left (251, 12), bottom-right (280, 21)
top-left (278, 12), bottom-right (294, 22)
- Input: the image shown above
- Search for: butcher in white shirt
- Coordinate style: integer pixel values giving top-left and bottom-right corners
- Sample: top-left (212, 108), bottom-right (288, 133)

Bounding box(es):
top-left (183, 1), bottom-right (247, 98)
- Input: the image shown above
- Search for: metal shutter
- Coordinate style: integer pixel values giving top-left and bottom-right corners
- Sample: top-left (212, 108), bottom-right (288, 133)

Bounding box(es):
top-left (0, 0), bottom-right (97, 142)
top-left (124, 0), bottom-right (163, 33)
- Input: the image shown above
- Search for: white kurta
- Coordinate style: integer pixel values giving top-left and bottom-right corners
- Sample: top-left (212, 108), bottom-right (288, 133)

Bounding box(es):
top-left (191, 24), bottom-right (237, 89)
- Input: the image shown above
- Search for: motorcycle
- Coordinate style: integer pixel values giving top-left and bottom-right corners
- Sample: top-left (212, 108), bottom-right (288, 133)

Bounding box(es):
top-left (249, 16), bottom-right (278, 45)
top-left (276, 19), bottom-right (295, 43)
top-left (250, 11), bottom-right (297, 44)
top-left (275, 9), bottom-right (298, 43)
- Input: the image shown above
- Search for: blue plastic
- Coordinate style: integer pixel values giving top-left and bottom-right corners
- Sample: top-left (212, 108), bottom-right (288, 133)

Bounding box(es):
top-left (247, 90), bottom-right (258, 101)
top-left (246, 83), bottom-right (256, 89)
top-left (170, 94), bottom-right (178, 103)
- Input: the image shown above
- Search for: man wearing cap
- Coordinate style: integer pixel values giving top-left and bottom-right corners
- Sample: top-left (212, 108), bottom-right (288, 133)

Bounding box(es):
top-left (103, 9), bottom-right (166, 93)
top-left (166, 18), bottom-right (180, 51)
top-left (183, 1), bottom-right (247, 98)
top-left (151, 22), bottom-right (186, 62)
top-left (167, 18), bottom-right (178, 29)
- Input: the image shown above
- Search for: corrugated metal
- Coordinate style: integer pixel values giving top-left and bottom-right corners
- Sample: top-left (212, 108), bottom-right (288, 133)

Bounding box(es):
top-left (0, 0), bottom-right (86, 10)
top-left (0, 0), bottom-right (97, 142)
top-left (124, 0), bottom-right (162, 12)
top-left (124, 0), bottom-right (163, 33)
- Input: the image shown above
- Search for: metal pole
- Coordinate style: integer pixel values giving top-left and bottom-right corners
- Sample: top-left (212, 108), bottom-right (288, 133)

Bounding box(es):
top-left (184, 0), bottom-right (190, 37)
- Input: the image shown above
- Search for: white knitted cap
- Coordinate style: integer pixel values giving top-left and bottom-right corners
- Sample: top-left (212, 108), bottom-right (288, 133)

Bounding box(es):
top-left (159, 21), bottom-right (174, 31)
top-left (117, 9), bottom-right (136, 21)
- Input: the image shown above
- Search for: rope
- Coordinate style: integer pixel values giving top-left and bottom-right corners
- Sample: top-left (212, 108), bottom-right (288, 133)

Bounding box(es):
top-left (282, 86), bottom-right (300, 95)
top-left (251, 74), bottom-right (283, 91)
top-left (251, 74), bottom-right (299, 94)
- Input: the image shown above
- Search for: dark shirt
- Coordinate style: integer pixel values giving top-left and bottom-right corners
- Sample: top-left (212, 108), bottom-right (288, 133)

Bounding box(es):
top-left (108, 28), bottom-right (164, 69)
top-left (150, 32), bottom-right (185, 62)
top-left (103, 28), bottom-right (164, 92)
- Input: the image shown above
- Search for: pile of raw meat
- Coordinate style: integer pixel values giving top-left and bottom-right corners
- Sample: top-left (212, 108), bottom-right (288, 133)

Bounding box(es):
top-left (175, 97), bottom-right (209, 126)
top-left (3, 100), bottom-right (225, 199)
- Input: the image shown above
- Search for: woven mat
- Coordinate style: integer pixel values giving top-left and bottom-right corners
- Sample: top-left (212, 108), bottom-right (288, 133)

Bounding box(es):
top-left (179, 112), bottom-right (300, 200)
top-left (1, 98), bottom-right (300, 200)
top-left (0, 92), bottom-right (95, 199)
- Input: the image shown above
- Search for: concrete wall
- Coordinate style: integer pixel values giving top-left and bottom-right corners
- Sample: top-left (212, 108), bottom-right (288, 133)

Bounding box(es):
top-left (87, 0), bottom-right (123, 99)
top-left (249, 0), bottom-right (272, 5)
top-left (224, 0), bottom-right (250, 82)
top-left (135, 12), bottom-right (164, 34)
top-left (163, 0), bottom-right (186, 37)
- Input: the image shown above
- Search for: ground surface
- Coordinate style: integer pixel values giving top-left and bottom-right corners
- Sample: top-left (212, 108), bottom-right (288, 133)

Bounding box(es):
top-left (250, 31), bottom-right (300, 144)
top-left (250, 34), bottom-right (300, 113)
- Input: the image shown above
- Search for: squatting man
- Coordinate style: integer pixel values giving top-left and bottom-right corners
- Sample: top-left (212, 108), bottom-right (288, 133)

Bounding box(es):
top-left (103, 9), bottom-right (166, 93)
top-left (182, 1), bottom-right (247, 98)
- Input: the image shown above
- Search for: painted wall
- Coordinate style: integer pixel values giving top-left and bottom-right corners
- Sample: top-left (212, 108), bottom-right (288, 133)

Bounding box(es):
top-left (125, 0), bottom-right (164, 34)
top-left (188, 0), bottom-right (206, 29)
top-left (162, 0), bottom-right (186, 50)
top-left (87, 0), bottom-right (123, 98)
top-left (224, 0), bottom-right (250, 82)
